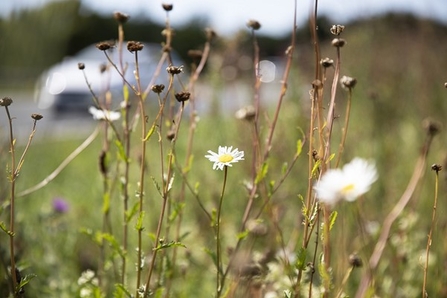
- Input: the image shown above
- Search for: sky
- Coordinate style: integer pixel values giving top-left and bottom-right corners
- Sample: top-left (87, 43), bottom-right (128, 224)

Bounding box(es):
top-left (1, 0), bottom-right (447, 36)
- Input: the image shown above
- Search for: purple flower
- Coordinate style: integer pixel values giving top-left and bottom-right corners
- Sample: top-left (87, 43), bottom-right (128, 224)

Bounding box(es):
top-left (52, 197), bottom-right (70, 213)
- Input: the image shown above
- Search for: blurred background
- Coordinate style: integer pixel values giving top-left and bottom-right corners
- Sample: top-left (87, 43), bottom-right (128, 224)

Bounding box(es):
top-left (2, 1), bottom-right (447, 296)
top-left (1, 0), bottom-right (447, 139)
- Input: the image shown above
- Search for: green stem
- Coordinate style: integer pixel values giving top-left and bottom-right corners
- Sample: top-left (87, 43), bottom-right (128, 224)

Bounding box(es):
top-left (216, 166), bottom-right (228, 297)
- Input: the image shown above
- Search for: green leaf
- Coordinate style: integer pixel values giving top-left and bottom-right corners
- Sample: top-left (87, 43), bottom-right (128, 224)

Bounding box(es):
top-left (183, 155), bottom-right (194, 174)
top-left (236, 230), bottom-right (249, 240)
top-left (255, 162), bottom-right (269, 184)
top-left (114, 284), bottom-right (132, 298)
top-left (151, 176), bottom-right (162, 197)
top-left (135, 211), bottom-right (145, 231)
top-left (125, 201), bottom-right (140, 223)
top-left (194, 182), bottom-right (200, 195)
top-left (102, 233), bottom-right (125, 258)
top-left (281, 162), bottom-right (288, 175)
top-left (296, 139), bottom-right (303, 156)
top-left (311, 159), bottom-right (321, 177)
top-left (295, 247), bottom-right (307, 270)
top-left (143, 124), bottom-right (156, 142)
top-left (102, 192), bottom-right (110, 214)
top-left (0, 221), bottom-right (14, 236)
top-left (329, 211), bottom-right (338, 231)
top-left (284, 289), bottom-right (292, 298)
top-left (123, 85), bottom-right (129, 102)
top-left (168, 202), bottom-right (185, 222)
top-left (204, 247), bottom-right (218, 268)
top-left (17, 273), bottom-right (37, 293)
top-left (154, 241), bottom-right (186, 252)
top-left (114, 139), bottom-right (127, 162)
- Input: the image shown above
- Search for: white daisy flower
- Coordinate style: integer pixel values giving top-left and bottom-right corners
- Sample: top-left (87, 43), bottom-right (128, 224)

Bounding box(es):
top-left (314, 158), bottom-right (378, 205)
top-left (205, 146), bottom-right (245, 170)
top-left (88, 106), bottom-right (120, 121)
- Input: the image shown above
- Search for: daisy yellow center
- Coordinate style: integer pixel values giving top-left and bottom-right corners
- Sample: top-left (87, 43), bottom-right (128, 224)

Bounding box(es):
top-left (341, 183), bottom-right (355, 194)
top-left (219, 154), bottom-right (234, 163)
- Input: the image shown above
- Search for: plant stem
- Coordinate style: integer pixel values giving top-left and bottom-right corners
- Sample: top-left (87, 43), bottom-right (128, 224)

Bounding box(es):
top-left (216, 166), bottom-right (228, 298)
top-left (422, 166), bottom-right (440, 297)
top-left (5, 105), bottom-right (17, 296)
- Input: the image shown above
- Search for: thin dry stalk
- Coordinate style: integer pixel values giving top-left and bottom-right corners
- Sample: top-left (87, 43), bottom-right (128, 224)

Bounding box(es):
top-left (355, 124), bottom-right (437, 298)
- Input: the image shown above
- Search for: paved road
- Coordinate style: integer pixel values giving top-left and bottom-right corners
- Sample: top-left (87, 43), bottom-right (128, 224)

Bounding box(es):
top-left (0, 91), bottom-right (96, 143)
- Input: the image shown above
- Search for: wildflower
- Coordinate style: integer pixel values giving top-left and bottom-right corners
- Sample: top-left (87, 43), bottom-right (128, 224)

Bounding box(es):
top-left (52, 197), bottom-right (70, 213)
top-left (205, 146), bottom-right (244, 170)
top-left (314, 158), bottom-right (378, 205)
top-left (88, 106), bottom-right (120, 121)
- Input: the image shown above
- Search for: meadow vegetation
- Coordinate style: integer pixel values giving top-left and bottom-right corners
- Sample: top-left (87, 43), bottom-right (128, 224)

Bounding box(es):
top-left (1, 2), bottom-right (447, 298)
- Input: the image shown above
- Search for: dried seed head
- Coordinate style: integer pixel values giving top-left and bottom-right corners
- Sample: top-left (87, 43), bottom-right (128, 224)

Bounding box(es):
top-left (235, 106), bottom-right (256, 122)
top-left (99, 63), bottom-right (107, 73)
top-left (151, 84), bottom-right (165, 94)
top-left (166, 65), bottom-right (184, 75)
top-left (78, 63), bottom-right (85, 70)
top-left (162, 3), bottom-right (173, 11)
top-left (0, 97), bottom-right (13, 107)
top-left (312, 79), bottom-right (322, 89)
top-left (247, 19), bottom-right (261, 30)
top-left (187, 49), bottom-right (203, 60)
top-left (175, 91), bottom-right (191, 102)
top-left (31, 113), bottom-right (43, 120)
top-left (205, 28), bottom-right (217, 41)
top-left (331, 38), bottom-right (346, 47)
top-left (423, 118), bottom-right (442, 136)
top-left (166, 129), bottom-right (175, 141)
top-left (348, 253), bottom-right (363, 268)
top-left (127, 41), bottom-right (144, 53)
top-left (114, 11), bottom-right (129, 23)
top-left (162, 45), bottom-right (172, 53)
top-left (96, 41), bottom-right (112, 51)
top-left (246, 219), bottom-right (268, 236)
top-left (330, 24), bottom-right (345, 36)
top-left (340, 75), bottom-right (357, 89)
top-left (431, 164), bottom-right (442, 172)
top-left (320, 57), bottom-right (334, 68)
